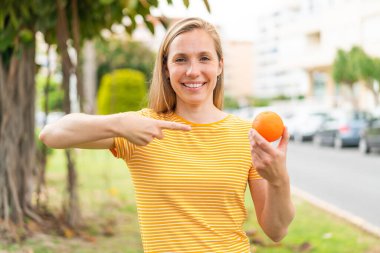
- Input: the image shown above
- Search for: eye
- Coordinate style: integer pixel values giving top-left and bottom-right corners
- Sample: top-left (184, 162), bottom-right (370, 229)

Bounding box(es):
top-left (174, 58), bottom-right (186, 63)
top-left (200, 56), bottom-right (210, 61)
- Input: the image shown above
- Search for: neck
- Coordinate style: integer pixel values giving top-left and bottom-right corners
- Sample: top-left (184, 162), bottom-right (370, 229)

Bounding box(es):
top-left (174, 102), bottom-right (226, 124)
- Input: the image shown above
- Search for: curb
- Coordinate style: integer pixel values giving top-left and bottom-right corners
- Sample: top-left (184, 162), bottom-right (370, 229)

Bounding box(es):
top-left (291, 186), bottom-right (380, 238)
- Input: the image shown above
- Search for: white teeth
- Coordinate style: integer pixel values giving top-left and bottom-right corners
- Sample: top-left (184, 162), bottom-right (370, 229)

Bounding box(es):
top-left (183, 83), bottom-right (203, 88)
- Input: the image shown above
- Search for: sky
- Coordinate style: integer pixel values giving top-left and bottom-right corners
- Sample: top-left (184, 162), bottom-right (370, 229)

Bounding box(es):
top-left (154, 0), bottom-right (286, 41)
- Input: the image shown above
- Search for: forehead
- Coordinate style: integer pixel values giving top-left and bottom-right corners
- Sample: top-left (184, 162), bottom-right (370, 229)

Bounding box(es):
top-left (168, 29), bottom-right (217, 56)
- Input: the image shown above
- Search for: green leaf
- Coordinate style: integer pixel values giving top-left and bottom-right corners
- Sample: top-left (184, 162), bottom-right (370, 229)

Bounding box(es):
top-left (0, 10), bottom-right (4, 30)
top-left (125, 25), bottom-right (133, 35)
top-left (128, 0), bottom-right (139, 10)
top-left (19, 29), bottom-right (34, 43)
top-left (0, 25), bottom-right (16, 52)
top-left (100, 0), bottom-right (114, 5)
top-left (373, 58), bottom-right (380, 81)
top-left (20, 5), bottom-right (30, 19)
top-left (182, 0), bottom-right (189, 8)
top-left (136, 2), bottom-right (150, 16)
top-left (147, 0), bottom-right (158, 7)
top-left (129, 14), bottom-right (137, 31)
top-left (9, 8), bottom-right (19, 29)
top-left (143, 18), bottom-right (154, 34)
top-left (203, 0), bottom-right (211, 13)
top-left (166, 0), bottom-right (173, 4)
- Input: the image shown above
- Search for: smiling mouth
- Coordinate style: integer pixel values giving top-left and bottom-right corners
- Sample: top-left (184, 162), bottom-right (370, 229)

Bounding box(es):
top-left (181, 82), bottom-right (206, 88)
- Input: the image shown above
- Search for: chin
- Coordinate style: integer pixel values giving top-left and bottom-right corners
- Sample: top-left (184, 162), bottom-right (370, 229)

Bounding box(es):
top-left (187, 95), bottom-right (210, 103)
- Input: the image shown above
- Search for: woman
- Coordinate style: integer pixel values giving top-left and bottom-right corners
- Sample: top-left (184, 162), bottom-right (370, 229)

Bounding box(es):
top-left (40, 17), bottom-right (294, 253)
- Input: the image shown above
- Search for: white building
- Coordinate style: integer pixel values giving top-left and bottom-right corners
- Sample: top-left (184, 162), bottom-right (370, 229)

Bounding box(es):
top-left (255, 0), bottom-right (380, 110)
top-left (223, 40), bottom-right (255, 106)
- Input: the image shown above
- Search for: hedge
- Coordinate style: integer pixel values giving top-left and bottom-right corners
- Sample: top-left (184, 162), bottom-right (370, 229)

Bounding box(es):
top-left (97, 69), bottom-right (147, 114)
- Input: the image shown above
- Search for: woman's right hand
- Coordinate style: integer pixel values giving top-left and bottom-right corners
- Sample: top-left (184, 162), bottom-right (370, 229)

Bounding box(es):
top-left (39, 112), bottom-right (191, 149)
top-left (119, 113), bottom-right (191, 146)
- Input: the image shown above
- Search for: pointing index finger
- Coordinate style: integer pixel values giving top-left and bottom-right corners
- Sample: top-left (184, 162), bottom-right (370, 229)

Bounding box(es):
top-left (158, 120), bottom-right (191, 131)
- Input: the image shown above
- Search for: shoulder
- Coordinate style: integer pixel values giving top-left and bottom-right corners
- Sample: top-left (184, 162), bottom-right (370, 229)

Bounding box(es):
top-left (137, 108), bottom-right (168, 120)
top-left (226, 114), bottom-right (252, 128)
top-left (138, 108), bottom-right (156, 117)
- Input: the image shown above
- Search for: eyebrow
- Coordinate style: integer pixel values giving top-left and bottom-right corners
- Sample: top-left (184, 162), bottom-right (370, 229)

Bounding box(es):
top-left (170, 51), bottom-right (214, 58)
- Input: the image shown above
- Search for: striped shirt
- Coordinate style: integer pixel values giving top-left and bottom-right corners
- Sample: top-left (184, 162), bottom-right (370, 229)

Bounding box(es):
top-left (110, 108), bottom-right (262, 252)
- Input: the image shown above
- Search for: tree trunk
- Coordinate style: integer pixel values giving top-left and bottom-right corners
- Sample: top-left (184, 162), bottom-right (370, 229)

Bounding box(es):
top-left (64, 149), bottom-right (81, 227)
top-left (349, 83), bottom-right (359, 110)
top-left (83, 41), bottom-right (97, 114)
top-left (36, 44), bottom-right (52, 208)
top-left (71, 0), bottom-right (84, 112)
top-left (56, 0), bottom-right (82, 229)
top-left (367, 81), bottom-right (379, 107)
top-left (371, 89), bottom-right (379, 107)
top-left (0, 42), bottom-right (41, 237)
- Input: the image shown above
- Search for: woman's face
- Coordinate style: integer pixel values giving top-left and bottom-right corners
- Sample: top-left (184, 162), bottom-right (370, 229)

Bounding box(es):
top-left (166, 29), bottom-right (223, 108)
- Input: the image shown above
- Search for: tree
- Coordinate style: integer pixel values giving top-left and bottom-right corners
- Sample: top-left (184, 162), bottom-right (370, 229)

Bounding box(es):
top-left (350, 46), bottom-right (380, 106)
top-left (0, 0), bottom-right (210, 239)
top-left (333, 46), bottom-right (380, 108)
top-left (332, 48), bottom-right (360, 109)
top-left (0, 1), bottom-right (50, 237)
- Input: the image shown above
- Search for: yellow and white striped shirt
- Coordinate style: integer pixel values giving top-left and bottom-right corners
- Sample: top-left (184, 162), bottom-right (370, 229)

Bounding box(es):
top-left (111, 109), bottom-right (261, 253)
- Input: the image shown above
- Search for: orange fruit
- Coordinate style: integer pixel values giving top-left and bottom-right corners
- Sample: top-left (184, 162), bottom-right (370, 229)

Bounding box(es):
top-left (252, 111), bottom-right (284, 142)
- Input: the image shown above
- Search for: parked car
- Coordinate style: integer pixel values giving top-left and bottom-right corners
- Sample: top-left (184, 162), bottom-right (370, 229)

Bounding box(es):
top-left (313, 110), bottom-right (371, 148)
top-left (290, 111), bottom-right (328, 142)
top-left (359, 117), bottom-right (380, 154)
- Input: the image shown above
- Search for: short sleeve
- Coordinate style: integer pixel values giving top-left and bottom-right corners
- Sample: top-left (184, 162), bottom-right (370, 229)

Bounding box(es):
top-left (109, 108), bottom-right (155, 162)
top-left (108, 108), bottom-right (160, 162)
top-left (248, 165), bottom-right (262, 180)
top-left (109, 137), bottom-right (136, 162)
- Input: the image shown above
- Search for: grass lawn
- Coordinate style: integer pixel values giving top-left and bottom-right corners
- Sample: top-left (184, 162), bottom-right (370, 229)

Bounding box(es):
top-left (1, 149), bottom-right (379, 253)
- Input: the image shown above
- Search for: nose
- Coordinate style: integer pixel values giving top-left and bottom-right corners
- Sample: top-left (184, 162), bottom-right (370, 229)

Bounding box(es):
top-left (186, 60), bottom-right (200, 77)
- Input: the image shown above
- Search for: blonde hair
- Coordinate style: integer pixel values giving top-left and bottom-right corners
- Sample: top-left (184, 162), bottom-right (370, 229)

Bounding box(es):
top-left (148, 17), bottom-right (224, 113)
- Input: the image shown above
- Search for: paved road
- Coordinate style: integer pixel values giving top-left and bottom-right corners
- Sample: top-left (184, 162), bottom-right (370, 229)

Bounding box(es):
top-left (287, 142), bottom-right (380, 229)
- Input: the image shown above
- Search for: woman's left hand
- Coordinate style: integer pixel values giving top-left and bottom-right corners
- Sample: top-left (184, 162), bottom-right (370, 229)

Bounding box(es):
top-left (249, 127), bottom-right (290, 187)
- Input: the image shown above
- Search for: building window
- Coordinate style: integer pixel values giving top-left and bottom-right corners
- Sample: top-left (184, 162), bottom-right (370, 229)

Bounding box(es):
top-left (307, 31), bottom-right (321, 46)
top-left (313, 72), bottom-right (326, 100)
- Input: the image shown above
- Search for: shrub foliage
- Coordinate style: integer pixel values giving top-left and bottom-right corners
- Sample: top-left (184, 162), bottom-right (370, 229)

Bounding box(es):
top-left (97, 69), bottom-right (147, 114)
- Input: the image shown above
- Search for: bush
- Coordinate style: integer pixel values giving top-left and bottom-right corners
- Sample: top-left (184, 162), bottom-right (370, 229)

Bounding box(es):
top-left (247, 97), bottom-right (271, 107)
top-left (273, 94), bottom-right (291, 101)
top-left (97, 69), bottom-right (147, 114)
top-left (224, 95), bottom-right (240, 109)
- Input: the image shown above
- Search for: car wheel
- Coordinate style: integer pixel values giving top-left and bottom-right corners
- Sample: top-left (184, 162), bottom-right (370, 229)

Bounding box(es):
top-left (359, 138), bottom-right (370, 154)
top-left (334, 136), bottom-right (343, 149)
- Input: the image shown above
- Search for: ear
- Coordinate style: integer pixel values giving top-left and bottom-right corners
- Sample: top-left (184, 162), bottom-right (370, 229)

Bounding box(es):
top-left (217, 57), bottom-right (224, 76)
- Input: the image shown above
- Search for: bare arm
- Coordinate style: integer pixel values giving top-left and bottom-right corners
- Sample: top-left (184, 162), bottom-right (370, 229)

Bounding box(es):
top-left (248, 128), bottom-right (295, 242)
top-left (39, 112), bottom-right (191, 149)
